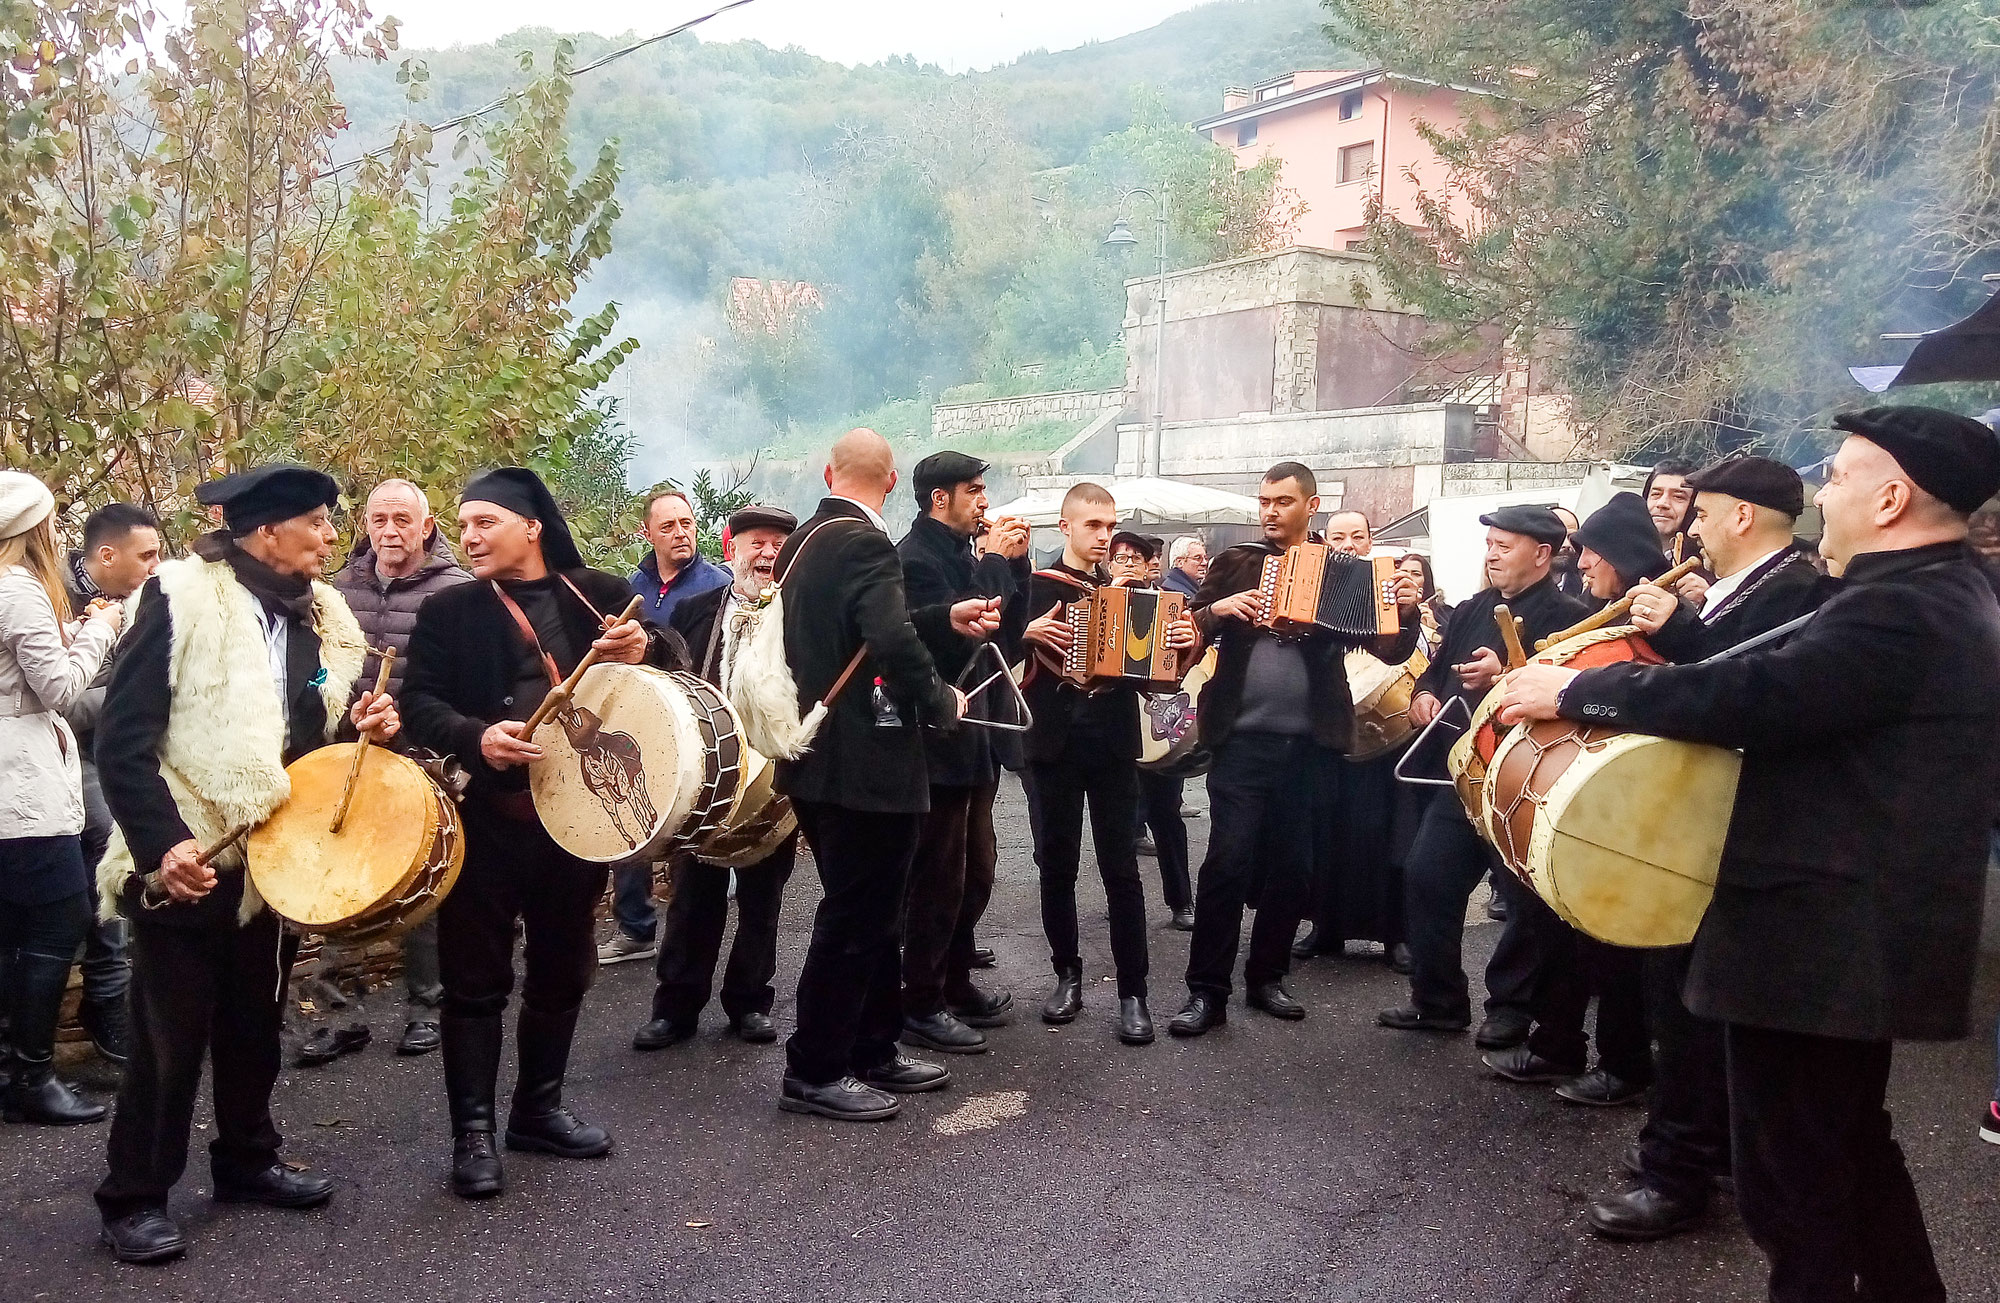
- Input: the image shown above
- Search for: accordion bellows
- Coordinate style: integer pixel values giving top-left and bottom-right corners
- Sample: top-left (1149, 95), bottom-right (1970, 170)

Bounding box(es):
top-left (1062, 585), bottom-right (1188, 692)
top-left (1257, 542), bottom-right (1400, 638)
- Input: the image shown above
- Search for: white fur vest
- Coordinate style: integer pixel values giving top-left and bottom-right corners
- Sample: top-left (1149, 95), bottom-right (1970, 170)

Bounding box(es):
top-left (97, 554), bottom-right (366, 923)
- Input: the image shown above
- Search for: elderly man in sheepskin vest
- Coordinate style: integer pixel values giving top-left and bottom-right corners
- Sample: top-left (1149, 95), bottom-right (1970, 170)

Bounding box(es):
top-left (90, 464), bottom-right (400, 1266)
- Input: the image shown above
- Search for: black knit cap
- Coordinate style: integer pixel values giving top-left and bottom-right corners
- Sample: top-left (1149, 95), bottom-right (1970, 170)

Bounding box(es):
top-left (461, 467), bottom-right (584, 570)
top-left (1685, 455), bottom-right (1805, 518)
top-left (1573, 492), bottom-right (1671, 586)
top-left (196, 463), bottom-right (339, 534)
top-left (1833, 405), bottom-right (2000, 515)
top-left (1479, 503), bottom-right (1570, 548)
top-left (912, 450), bottom-right (990, 504)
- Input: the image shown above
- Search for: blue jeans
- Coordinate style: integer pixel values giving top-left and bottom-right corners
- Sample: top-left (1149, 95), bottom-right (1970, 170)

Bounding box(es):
top-left (611, 861), bottom-right (658, 942)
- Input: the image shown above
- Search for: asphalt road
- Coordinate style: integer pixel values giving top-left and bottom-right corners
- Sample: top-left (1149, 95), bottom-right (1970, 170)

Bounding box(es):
top-left (4, 776), bottom-right (1997, 1302)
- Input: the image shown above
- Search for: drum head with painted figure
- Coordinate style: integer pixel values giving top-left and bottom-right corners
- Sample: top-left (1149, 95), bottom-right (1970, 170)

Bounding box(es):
top-left (249, 745), bottom-right (440, 931)
top-left (530, 663), bottom-right (704, 863)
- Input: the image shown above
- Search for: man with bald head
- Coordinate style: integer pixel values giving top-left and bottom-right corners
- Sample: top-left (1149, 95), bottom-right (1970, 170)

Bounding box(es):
top-left (1498, 406), bottom-right (2000, 1299)
top-left (311, 478), bottom-right (472, 1061)
top-left (770, 428), bottom-right (990, 1121)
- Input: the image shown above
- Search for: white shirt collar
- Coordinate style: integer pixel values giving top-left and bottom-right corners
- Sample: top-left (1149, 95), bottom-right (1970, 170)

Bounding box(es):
top-left (1700, 545), bottom-right (1789, 622)
top-left (831, 495), bottom-right (889, 533)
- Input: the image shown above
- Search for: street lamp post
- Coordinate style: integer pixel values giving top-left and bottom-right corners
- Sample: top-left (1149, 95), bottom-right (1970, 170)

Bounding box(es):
top-left (1104, 188), bottom-right (1168, 477)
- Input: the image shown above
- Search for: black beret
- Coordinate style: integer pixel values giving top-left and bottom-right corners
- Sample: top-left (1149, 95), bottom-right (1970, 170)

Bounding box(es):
top-left (1685, 455), bottom-right (1805, 518)
top-left (912, 450), bottom-right (990, 503)
top-left (1479, 504), bottom-right (1569, 548)
top-left (1833, 405), bottom-right (2000, 514)
top-left (196, 463), bottom-right (339, 534)
top-left (1573, 492), bottom-right (1670, 587)
top-left (726, 503), bottom-right (797, 536)
top-left (461, 467), bottom-right (585, 570)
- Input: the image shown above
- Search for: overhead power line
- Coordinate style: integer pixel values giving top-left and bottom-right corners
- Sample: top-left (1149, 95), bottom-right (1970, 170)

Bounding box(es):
top-left (322, 0), bottom-right (760, 178)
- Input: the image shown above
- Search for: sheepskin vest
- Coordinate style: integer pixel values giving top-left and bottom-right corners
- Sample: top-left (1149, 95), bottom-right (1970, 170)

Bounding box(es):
top-left (97, 554), bottom-right (366, 923)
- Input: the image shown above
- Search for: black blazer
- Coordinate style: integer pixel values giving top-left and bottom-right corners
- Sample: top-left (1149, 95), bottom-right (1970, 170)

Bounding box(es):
top-left (897, 513), bottom-right (1029, 788)
top-left (1643, 546), bottom-right (1829, 663)
top-left (1558, 541), bottom-right (2000, 1042)
top-left (772, 498), bottom-right (957, 815)
top-left (400, 567), bottom-right (687, 803)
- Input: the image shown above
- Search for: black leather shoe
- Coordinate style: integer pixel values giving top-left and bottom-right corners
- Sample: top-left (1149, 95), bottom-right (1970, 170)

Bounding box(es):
top-left (505, 1106), bottom-right (611, 1158)
top-left (1586, 1185), bottom-right (1706, 1241)
top-left (1473, 1014), bottom-right (1531, 1049)
top-left (294, 1024), bottom-right (370, 1067)
top-left (396, 1020), bottom-right (442, 1056)
top-left (1556, 1068), bottom-right (1647, 1107)
top-left (1376, 1006), bottom-right (1469, 1034)
top-left (1387, 942), bottom-right (1413, 975)
top-left (1247, 982), bottom-right (1306, 1021)
top-left (451, 1131), bottom-right (504, 1199)
top-left (859, 1055), bottom-right (951, 1093)
top-left (970, 946), bottom-right (996, 969)
top-left (779, 1074), bottom-right (901, 1120)
top-left (1291, 927), bottom-right (1324, 959)
top-left (901, 1011), bottom-right (987, 1054)
top-left (632, 1018), bottom-right (697, 1051)
top-left (1041, 967), bottom-right (1083, 1025)
top-left (1116, 996), bottom-right (1154, 1045)
top-left (1167, 993), bottom-right (1226, 1037)
top-left (946, 985), bottom-right (1014, 1028)
top-left (1485, 892), bottom-right (1509, 922)
top-left (1482, 1044), bottom-right (1583, 1084)
top-left (3, 1067), bottom-right (107, 1125)
top-left (730, 1011), bottom-right (777, 1043)
top-left (1169, 907), bottom-right (1195, 932)
top-left (213, 1163), bottom-right (334, 1208)
top-left (101, 1209), bottom-right (187, 1264)
top-left (81, 998), bottom-right (131, 1066)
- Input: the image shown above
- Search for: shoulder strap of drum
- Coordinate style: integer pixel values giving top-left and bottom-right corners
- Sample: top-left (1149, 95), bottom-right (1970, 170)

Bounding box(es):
top-left (490, 581), bottom-right (562, 689)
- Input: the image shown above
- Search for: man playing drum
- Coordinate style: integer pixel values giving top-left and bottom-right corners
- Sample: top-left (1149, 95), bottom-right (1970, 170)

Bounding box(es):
top-left (631, 503), bottom-right (800, 1050)
top-left (400, 468), bottom-right (688, 1199)
top-left (1498, 406), bottom-right (2000, 1302)
top-left (92, 465), bottom-right (401, 1264)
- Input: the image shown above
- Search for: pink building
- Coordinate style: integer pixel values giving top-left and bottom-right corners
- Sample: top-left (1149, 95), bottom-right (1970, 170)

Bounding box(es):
top-left (1194, 68), bottom-right (1481, 251)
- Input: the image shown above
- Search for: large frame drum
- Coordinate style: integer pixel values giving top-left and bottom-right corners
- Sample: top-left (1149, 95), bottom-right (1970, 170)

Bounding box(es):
top-left (248, 746), bottom-right (465, 943)
top-left (1347, 643), bottom-right (1430, 761)
top-left (530, 664), bottom-right (743, 863)
top-left (694, 742), bottom-right (796, 868)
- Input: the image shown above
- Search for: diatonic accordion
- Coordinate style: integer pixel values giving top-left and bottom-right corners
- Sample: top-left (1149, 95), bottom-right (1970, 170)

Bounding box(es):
top-left (1061, 584), bottom-right (1188, 692)
top-left (1255, 542), bottom-right (1400, 638)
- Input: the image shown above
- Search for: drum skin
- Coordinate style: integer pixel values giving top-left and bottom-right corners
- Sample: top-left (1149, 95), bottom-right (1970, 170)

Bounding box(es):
top-left (1138, 646), bottom-right (1217, 774)
top-left (1482, 722), bottom-right (1740, 947)
top-left (530, 664), bottom-right (740, 864)
top-left (694, 742), bottom-right (797, 869)
top-left (249, 745), bottom-right (464, 939)
top-left (1346, 643), bottom-right (1430, 761)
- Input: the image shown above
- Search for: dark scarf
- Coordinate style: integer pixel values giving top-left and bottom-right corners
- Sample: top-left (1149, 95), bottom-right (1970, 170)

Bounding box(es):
top-left (67, 550), bottom-right (104, 602)
top-left (193, 530), bottom-right (316, 621)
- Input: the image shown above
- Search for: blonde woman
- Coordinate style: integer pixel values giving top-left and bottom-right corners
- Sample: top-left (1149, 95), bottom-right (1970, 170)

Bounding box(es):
top-left (0, 470), bottom-right (122, 1125)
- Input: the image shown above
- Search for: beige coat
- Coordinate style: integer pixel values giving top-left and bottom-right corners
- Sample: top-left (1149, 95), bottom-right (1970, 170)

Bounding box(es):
top-left (0, 566), bottom-right (116, 839)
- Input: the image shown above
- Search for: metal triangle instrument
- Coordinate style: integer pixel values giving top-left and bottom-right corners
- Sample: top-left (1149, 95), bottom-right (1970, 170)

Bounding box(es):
top-left (952, 640), bottom-right (1033, 732)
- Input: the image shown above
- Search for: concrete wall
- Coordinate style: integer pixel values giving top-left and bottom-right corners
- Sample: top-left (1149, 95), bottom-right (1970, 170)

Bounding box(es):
top-left (931, 387), bottom-right (1125, 440)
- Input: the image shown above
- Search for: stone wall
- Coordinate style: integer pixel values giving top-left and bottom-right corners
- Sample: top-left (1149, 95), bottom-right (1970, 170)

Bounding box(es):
top-left (1439, 460), bottom-right (1598, 496)
top-left (931, 387), bottom-right (1125, 440)
top-left (1116, 403), bottom-right (1477, 494)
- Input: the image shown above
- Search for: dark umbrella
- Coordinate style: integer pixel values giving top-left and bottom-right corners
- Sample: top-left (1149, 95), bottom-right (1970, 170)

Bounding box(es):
top-left (1885, 285), bottom-right (2000, 388)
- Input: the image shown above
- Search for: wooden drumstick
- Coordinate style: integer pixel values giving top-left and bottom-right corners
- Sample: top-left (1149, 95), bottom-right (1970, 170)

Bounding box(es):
top-left (139, 821), bottom-right (254, 902)
top-left (329, 646), bottom-right (397, 834)
top-left (521, 595), bottom-right (646, 738)
top-left (1533, 555), bottom-right (1703, 651)
top-left (1494, 604), bottom-right (1528, 670)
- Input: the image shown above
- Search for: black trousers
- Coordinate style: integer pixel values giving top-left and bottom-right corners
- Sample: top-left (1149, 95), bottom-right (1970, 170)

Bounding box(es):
top-left (1029, 748), bottom-right (1148, 998)
top-left (437, 802), bottom-right (608, 1021)
top-left (1185, 733), bottom-right (1319, 999)
top-left (95, 909), bottom-right (299, 1220)
top-left (902, 780), bottom-right (999, 1016)
top-left (1402, 795), bottom-right (1539, 1024)
top-left (1523, 900), bottom-right (1652, 1082)
top-left (1136, 770), bottom-right (1191, 913)
top-left (1309, 752), bottom-right (1406, 946)
top-left (650, 833), bottom-right (798, 1028)
top-left (1725, 1023), bottom-right (1944, 1303)
top-left (787, 800), bottom-right (920, 1085)
top-left (1636, 944), bottom-right (1730, 1203)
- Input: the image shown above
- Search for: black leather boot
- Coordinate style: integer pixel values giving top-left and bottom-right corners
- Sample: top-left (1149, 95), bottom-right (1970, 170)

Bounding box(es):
top-left (442, 1015), bottom-right (504, 1198)
top-left (505, 1006), bottom-right (611, 1159)
top-left (1040, 966), bottom-right (1083, 1025)
top-left (4, 952), bottom-right (105, 1125)
top-left (1116, 996), bottom-right (1154, 1046)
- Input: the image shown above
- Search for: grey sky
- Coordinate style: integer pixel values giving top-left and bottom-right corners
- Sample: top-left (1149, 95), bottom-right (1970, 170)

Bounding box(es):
top-left (373, 0), bottom-right (1218, 70)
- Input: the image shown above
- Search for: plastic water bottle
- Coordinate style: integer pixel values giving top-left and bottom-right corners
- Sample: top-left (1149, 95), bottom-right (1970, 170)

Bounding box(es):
top-left (871, 676), bottom-right (903, 728)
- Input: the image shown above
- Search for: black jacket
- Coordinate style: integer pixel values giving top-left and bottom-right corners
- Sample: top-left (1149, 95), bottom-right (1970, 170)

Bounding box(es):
top-left (897, 514), bottom-right (1029, 788)
top-left (1642, 545), bottom-right (1829, 664)
top-left (1414, 573), bottom-right (1588, 712)
top-left (400, 567), bottom-right (686, 804)
top-left (1557, 541), bottom-right (2000, 1041)
top-left (772, 499), bottom-right (957, 815)
top-left (1020, 563), bottom-right (1142, 766)
top-left (1193, 541), bottom-right (1419, 753)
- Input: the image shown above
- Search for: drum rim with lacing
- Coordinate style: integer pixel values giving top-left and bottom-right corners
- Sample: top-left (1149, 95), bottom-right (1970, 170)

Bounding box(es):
top-left (1346, 644), bottom-right (1429, 762)
top-left (694, 741), bottom-right (797, 868)
top-left (322, 783), bottom-right (465, 946)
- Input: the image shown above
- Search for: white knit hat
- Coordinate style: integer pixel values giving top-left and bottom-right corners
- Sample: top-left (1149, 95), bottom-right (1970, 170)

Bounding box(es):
top-left (0, 470), bottom-right (56, 541)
